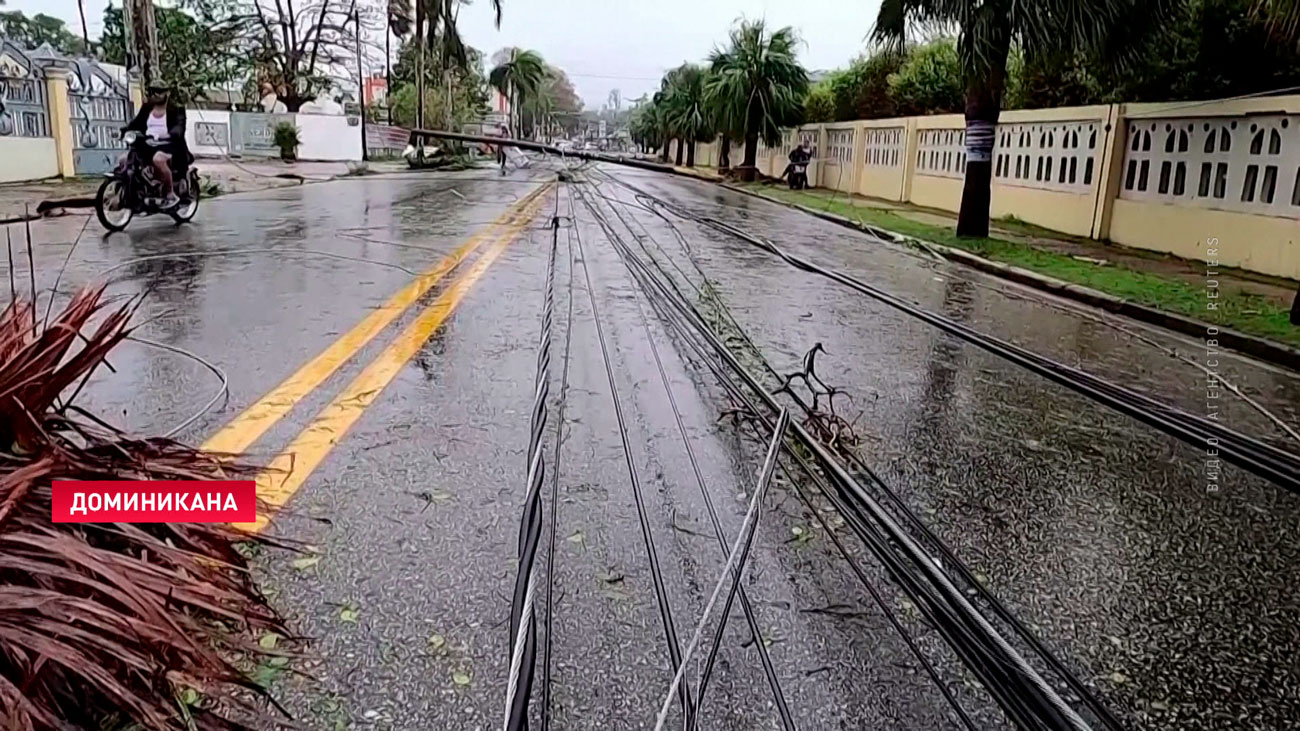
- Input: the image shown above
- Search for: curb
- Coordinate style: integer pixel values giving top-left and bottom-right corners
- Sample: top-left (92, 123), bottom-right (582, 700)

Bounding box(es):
top-left (716, 181), bottom-right (1300, 372)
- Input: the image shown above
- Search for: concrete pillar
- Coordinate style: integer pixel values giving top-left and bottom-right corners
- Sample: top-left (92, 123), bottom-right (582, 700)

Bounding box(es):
top-left (815, 124), bottom-right (828, 187)
top-left (1090, 103), bottom-right (1128, 241)
top-left (900, 117), bottom-right (921, 203)
top-left (43, 67), bottom-right (76, 178)
top-left (850, 120), bottom-right (868, 194)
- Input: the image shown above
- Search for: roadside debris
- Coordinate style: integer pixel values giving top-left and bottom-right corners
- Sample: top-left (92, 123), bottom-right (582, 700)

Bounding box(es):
top-left (0, 288), bottom-right (288, 729)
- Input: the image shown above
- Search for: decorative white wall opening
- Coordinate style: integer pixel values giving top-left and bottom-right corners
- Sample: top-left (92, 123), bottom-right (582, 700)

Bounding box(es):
top-left (1119, 114), bottom-right (1300, 218)
top-left (863, 127), bottom-right (903, 167)
top-left (825, 128), bottom-right (854, 163)
top-left (916, 128), bottom-right (965, 178)
top-left (994, 121), bottom-right (1099, 193)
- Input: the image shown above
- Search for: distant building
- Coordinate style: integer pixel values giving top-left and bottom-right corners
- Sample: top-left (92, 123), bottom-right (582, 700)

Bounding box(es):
top-left (363, 75), bottom-right (387, 106)
top-left (485, 87), bottom-right (510, 127)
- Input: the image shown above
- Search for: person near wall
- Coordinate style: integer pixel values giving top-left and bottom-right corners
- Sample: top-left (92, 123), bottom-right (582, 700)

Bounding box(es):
top-left (781, 140), bottom-right (812, 180)
top-left (260, 83), bottom-right (288, 113)
top-left (123, 83), bottom-right (192, 209)
top-left (494, 123), bottom-right (510, 171)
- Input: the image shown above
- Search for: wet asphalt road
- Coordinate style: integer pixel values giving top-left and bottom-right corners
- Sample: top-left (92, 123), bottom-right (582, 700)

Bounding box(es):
top-left (12, 160), bottom-right (1300, 730)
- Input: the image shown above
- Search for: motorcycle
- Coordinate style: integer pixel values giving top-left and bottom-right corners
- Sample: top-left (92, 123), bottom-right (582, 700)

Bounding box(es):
top-left (95, 130), bottom-right (200, 232)
top-left (788, 161), bottom-right (809, 190)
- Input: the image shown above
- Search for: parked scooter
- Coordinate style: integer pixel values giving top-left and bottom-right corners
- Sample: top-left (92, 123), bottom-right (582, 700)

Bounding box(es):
top-left (95, 131), bottom-right (200, 232)
top-left (788, 161), bottom-right (809, 190)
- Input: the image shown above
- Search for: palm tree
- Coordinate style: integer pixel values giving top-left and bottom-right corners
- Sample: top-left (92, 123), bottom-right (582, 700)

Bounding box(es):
top-left (663, 64), bottom-right (712, 167)
top-left (519, 68), bottom-right (561, 139)
top-left (874, 0), bottom-right (1173, 237)
top-left (393, 0), bottom-right (501, 127)
top-left (657, 66), bottom-right (687, 165)
top-left (646, 92), bottom-right (671, 161)
top-left (490, 47), bottom-right (546, 136)
top-left (707, 72), bottom-right (741, 171)
top-left (630, 101), bottom-right (664, 154)
top-left (706, 20), bottom-right (808, 182)
top-left (417, 0), bottom-right (501, 69)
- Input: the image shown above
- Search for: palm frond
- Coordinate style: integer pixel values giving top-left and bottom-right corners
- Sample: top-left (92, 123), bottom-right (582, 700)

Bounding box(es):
top-left (1256, 0), bottom-right (1300, 42)
top-left (0, 289), bottom-right (287, 730)
top-left (1011, 0), bottom-right (1179, 71)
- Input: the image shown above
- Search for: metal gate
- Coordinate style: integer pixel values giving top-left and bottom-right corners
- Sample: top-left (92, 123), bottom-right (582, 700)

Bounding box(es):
top-left (68, 59), bottom-right (130, 175)
top-left (0, 40), bottom-right (51, 139)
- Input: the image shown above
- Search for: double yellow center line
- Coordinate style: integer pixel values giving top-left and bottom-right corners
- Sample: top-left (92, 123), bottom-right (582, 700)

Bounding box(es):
top-left (205, 183), bottom-right (553, 531)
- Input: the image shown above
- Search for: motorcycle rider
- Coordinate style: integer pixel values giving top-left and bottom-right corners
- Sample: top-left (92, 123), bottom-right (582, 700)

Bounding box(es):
top-left (123, 83), bottom-right (192, 209)
top-left (782, 140), bottom-right (812, 183)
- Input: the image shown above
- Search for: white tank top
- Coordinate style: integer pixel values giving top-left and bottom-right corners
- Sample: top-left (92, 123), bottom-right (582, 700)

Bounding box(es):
top-left (146, 110), bottom-right (168, 140)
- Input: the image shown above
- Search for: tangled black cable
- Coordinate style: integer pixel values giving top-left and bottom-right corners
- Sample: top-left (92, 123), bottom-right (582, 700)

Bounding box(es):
top-left (502, 184), bottom-right (561, 731)
top-left (613, 176), bottom-right (1300, 495)
top-left (570, 177), bottom-right (696, 729)
top-left (580, 177), bottom-right (962, 727)
top-left (591, 171), bottom-right (1126, 730)
top-left (585, 180), bottom-right (980, 729)
top-left (574, 182), bottom-right (797, 730)
top-left (540, 185), bottom-right (580, 731)
top-left (581, 172), bottom-right (1098, 730)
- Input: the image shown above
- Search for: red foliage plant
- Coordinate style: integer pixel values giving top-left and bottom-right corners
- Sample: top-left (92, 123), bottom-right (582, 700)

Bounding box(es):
top-left (0, 289), bottom-right (288, 730)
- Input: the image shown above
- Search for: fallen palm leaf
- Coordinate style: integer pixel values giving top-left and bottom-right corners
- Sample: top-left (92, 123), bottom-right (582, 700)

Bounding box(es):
top-left (0, 288), bottom-right (288, 730)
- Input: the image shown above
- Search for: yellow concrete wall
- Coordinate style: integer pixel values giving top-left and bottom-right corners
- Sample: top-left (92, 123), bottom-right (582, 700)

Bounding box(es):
top-left (907, 114), bottom-right (965, 211)
top-left (1000, 104), bottom-right (1112, 125)
top-left (821, 125), bottom-right (857, 193)
top-left (909, 169), bottom-right (1099, 238)
top-left (693, 140), bottom-right (718, 167)
top-left (0, 137), bottom-right (60, 183)
top-left (1102, 95), bottom-right (1300, 276)
top-left (992, 105), bottom-right (1112, 237)
top-left (856, 118), bottom-right (910, 201)
top-left (1110, 199), bottom-right (1300, 279)
top-left (858, 164), bottom-right (906, 200)
top-left (909, 173), bottom-right (964, 212)
top-left (879, 107), bottom-right (1113, 238)
top-left (990, 186), bottom-right (1096, 237)
top-left (821, 161), bottom-right (853, 192)
top-left (1122, 95), bottom-right (1300, 118)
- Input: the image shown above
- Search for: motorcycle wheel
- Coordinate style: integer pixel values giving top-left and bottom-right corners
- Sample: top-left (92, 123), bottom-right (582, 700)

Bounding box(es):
top-left (170, 171), bottom-right (200, 223)
top-left (95, 178), bottom-right (134, 232)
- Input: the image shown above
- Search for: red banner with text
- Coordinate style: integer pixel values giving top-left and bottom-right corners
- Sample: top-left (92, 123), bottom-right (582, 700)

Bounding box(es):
top-left (51, 480), bottom-right (257, 523)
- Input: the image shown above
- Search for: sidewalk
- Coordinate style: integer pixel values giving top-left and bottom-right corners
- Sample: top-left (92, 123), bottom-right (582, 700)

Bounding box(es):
top-left (0, 158), bottom-right (405, 223)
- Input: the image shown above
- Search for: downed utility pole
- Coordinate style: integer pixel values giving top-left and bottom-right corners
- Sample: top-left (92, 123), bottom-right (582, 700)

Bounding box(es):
top-left (406, 128), bottom-right (681, 176)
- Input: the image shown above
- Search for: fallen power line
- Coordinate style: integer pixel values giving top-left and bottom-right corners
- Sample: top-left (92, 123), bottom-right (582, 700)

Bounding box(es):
top-left (606, 176), bottom-right (1300, 497)
top-left (573, 174), bottom-right (1101, 731)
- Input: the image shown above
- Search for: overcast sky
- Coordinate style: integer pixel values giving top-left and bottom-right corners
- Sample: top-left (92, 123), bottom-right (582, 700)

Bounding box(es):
top-left (10, 0), bottom-right (884, 106)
